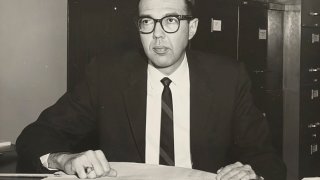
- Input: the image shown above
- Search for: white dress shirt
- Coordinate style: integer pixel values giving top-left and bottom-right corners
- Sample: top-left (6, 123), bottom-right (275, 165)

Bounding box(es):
top-left (145, 54), bottom-right (191, 168)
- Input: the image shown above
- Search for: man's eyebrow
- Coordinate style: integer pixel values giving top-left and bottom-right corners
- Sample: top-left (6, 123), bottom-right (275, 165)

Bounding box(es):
top-left (139, 12), bottom-right (180, 18)
top-left (139, 14), bottom-right (153, 18)
top-left (163, 12), bottom-right (180, 16)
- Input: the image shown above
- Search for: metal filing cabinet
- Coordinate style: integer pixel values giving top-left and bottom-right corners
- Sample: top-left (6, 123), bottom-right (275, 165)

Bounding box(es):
top-left (283, 0), bottom-right (320, 179)
top-left (301, 28), bottom-right (320, 85)
top-left (193, 0), bottom-right (286, 157)
top-left (192, 0), bottom-right (239, 59)
top-left (300, 1), bottom-right (320, 177)
top-left (193, 0), bottom-right (285, 157)
top-left (238, 0), bottom-right (284, 157)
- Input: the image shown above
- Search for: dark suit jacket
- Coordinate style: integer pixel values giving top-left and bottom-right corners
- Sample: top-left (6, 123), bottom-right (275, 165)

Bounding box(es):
top-left (16, 50), bottom-right (286, 179)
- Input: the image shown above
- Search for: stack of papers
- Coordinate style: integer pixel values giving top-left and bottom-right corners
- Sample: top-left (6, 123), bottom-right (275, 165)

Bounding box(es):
top-left (0, 141), bottom-right (12, 154)
top-left (43, 162), bottom-right (216, 180)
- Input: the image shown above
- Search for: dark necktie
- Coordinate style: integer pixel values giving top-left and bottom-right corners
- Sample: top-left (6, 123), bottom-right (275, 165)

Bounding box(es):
top-left (159, 77), bottom-right (175, 166)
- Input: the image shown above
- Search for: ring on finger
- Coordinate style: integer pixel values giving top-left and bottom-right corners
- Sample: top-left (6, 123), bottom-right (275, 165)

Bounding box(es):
top-left (85, 166), bottom-right (94, 174)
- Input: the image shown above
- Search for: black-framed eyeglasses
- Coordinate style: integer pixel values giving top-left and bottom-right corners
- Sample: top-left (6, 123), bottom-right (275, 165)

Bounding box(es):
top-left (137, 15), bottom-right (194, 34)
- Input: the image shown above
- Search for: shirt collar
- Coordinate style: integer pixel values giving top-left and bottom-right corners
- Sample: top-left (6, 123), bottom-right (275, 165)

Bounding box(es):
top-left (148, 53), bottom-right (189, 91)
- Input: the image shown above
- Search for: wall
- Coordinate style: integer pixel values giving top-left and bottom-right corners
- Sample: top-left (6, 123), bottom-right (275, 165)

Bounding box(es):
top-left (0, 0), bottom-right (67, 143)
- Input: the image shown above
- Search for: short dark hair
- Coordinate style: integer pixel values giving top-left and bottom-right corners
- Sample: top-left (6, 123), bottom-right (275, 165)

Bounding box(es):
top-left (137, 0), bottom-right (196, 16)
top-left (185, 0), bottom-right (195, 15)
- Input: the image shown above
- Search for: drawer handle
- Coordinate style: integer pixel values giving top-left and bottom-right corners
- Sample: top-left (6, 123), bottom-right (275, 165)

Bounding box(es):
top-left (309, 12), bottom-right (320, 16)
top-left (253, 70), bottom-right (264, 73)
top-left (309, 68), bottom-right (320, 72)
top-left (308, 122), bottom-right (320, 128)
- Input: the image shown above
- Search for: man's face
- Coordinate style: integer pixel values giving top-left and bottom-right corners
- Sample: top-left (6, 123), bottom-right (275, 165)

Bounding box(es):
top-left (139, 0), bottom-right (198, 75)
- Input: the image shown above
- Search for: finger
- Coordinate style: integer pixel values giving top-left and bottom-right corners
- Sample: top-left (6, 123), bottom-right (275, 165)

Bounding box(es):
top-left (86, 169), bottom-right (97, 179)
top-left (85, 150), bottom-right (105, 177)
top-left (239, 170), bottom-right (257, 180)
top-left (219, 164), bottom-right (254, 180)
top-left (95, 150), bottom-right (115, 176)
top-left (94, 150), bottom-right (109, 172)
top-left (242, 164), bottom-right (253, 171)
top-left (220, 167), bottom-right (244, 180)
top-left (242, 164), bottom-right (257, 179)
top-left (108, 168), bottom-right (117, 177)
top-left (228, 167), bottom-right (256, 180)
top-left (229, 170), bottom-right (248, 180)
top-left (71, 157), bottom-right (89, 179)
top-left (79, 153), bottom-right (98, 179)
top-left (240, 176), bottom-right (250, 180)
top-left (63, 160), bottom-right (76, 175)
top-left (216, 162), bottom-right (243, 180)
top-left (217, 168), bottom-right (222, 174)
top-left (249, 173), bottom-right (258, 179)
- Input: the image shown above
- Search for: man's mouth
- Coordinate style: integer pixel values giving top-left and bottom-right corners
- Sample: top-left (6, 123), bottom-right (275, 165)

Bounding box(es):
top-left (153, 46), bottom-right (169, 55)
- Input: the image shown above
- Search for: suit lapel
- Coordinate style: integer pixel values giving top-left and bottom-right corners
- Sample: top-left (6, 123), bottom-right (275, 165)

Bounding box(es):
top-left (187, 52), bottom-right (216, 167)
top-left (122, 54), bottom-right (148, 162)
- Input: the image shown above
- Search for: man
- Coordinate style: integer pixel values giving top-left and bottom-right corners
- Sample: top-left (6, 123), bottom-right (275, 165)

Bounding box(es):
top-left (16, 0), bottom-right (286, 179)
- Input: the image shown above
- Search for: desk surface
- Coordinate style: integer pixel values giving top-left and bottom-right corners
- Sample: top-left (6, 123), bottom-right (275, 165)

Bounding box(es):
top-left (1, 147), bottom-right (216, 180)
top-left (43, 162), bottom-right (216, 180)
top-left (0, 161), bottom-right (216, 180)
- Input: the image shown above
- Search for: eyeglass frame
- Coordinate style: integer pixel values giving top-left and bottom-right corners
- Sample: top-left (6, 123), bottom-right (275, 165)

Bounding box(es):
top-left (136, 15), bottom-right (194, 34)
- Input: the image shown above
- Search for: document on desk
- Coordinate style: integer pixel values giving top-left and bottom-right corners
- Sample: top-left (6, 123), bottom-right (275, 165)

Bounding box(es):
top-left (43, 162), bottom-right (216, 180)
top-left (0, 141), bottom-right (12, 153)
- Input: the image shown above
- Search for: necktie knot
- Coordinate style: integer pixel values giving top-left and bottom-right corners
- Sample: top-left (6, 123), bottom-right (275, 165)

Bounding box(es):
top-left (161, 77), bottom-right (172, 87)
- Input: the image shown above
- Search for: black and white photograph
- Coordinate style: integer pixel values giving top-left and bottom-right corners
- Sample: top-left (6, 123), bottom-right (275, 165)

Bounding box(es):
top-left (0, 0), bottom-right (319, 180)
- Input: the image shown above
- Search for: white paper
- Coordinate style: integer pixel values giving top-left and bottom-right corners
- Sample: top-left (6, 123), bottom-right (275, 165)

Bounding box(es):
top-left (43, 162), bottom-right (216, 180)
top-left (259, 29), bottom-right (267, 40)
top-left (0, 141), bottom-right (12, 153)
top-left (211, 19), bottom-right (222, 32)
top-left (0, 141), bottom-right (11, 147)
top-left (312, 33), bottom-right (320, 43)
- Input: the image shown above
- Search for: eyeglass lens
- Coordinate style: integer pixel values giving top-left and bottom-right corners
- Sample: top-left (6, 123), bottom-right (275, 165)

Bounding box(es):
top-left (138, 16), bottom-right (180, 33)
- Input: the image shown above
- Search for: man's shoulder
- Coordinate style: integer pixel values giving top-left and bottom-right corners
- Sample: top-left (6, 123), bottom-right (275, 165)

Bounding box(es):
top-left (93, 49), bottom-right (147, 68)
top-left (187, 50), bottom-right (242, 73)
top-left (86, 49), bottom-right (147, 78)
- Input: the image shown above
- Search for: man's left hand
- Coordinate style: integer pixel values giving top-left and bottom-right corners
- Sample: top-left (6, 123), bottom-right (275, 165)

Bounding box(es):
top-left (216, 162), bottom-right (258, 180)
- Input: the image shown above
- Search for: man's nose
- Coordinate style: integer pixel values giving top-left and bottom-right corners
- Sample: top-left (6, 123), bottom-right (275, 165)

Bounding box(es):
top-left (153, 21), bottom-right (165, 38)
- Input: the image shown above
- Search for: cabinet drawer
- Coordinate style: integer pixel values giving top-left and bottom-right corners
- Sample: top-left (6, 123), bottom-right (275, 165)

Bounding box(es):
top-left (302, 0), bottom-right (320, 27)
top-left (301, 28), bottom-right (320, 67)
top-left (300, 85), bottom-right (320, 122)
top-left (301, 28), bottom-right (320, 85)
top-left (301, 69), bottom-right (320, 86)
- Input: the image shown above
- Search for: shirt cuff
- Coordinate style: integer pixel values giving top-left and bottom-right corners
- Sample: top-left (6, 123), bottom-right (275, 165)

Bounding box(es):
top-left (40, 153), bottom-right (58, 170)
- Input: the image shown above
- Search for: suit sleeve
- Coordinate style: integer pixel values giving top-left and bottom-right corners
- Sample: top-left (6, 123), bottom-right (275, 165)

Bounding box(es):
top-left (16, 58), bottom-right (100, 173)
top-left (232, 64), bottom-right (286, 180)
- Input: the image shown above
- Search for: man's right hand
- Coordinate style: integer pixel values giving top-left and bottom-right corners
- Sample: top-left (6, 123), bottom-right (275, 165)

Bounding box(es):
top-left (48, 150), bottom-right (117, 179)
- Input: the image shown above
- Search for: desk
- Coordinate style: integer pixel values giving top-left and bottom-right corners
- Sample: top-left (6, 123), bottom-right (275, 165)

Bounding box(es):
top-left (0, 146), bottom-right (216, 179)
top-left (44, 162), bottom-right (216, 180)
top-left (1, 158), bottom-right (216, 180)
top-left (0, 146), bottom-right (43, 180)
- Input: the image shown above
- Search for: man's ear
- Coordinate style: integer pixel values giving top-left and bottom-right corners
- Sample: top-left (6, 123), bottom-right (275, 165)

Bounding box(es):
top-left (188, 18), bottom-right (199, 40)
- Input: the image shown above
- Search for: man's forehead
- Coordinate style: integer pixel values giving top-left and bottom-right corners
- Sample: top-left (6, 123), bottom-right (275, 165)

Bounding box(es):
top-left (139, 0), bottom-right (187, 16)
